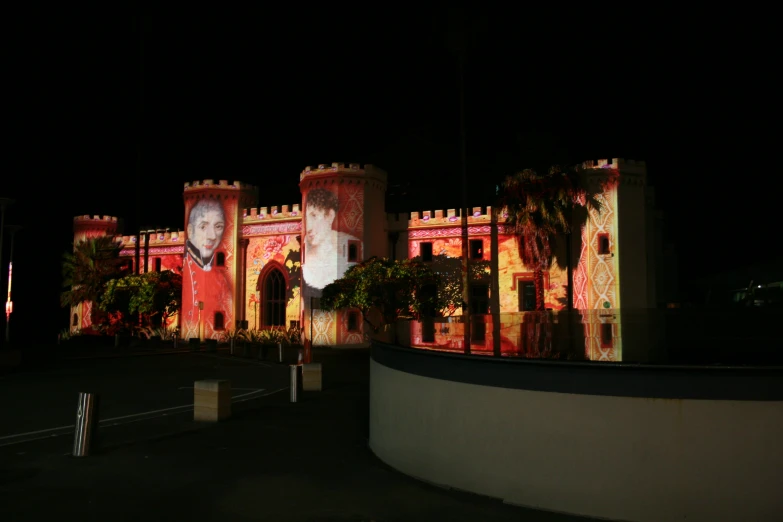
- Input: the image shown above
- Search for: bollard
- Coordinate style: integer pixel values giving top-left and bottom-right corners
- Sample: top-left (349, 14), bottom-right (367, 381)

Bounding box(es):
top-left (72, 392), bottom-right (99, 457)
top-left (278, 342), bottom-right (283, 363)
top-left (289, 364), bottom-right (298, 403)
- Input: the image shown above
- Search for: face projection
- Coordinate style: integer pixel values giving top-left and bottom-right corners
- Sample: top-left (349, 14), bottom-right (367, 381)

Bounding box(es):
top-left (305, 188), bottom-right (338, 253)
top-left (306, 206), bottom-right (335, 249)
top-left (187, 199), bottom-right (226, 269)
top-left (303, 188), bottom-right (342, 293)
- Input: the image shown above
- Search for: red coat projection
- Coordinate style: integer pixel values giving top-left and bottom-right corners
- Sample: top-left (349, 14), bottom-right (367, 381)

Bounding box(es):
top-left (181, 240), bottom-right (233, 340)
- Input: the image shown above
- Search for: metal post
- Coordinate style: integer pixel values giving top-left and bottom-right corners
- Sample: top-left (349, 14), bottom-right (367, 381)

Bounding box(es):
top-left (278, 342), bottom-right (283, 363)
top-left (289, 365), bottom-right (298, 403)
top-left (72, 392), bottom-right (99, 457)
top-left (4, 225), bottom-right (20, 344)
top-left (0, 198), bottom-right (14, 347)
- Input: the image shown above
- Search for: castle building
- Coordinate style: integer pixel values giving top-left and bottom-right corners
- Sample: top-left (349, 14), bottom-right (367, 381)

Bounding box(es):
top-left (70, 159), bottom-right (666, 360)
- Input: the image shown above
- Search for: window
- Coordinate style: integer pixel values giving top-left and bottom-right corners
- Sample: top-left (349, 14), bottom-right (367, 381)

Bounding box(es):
top-left (154, 258), bottom-right (161, 273)
top-left (216, 252), bottom-right (225, 267)
top-left (347, 311), bottom-right (360, 332)
top-left (597, 233), bottom-right (610, 255)
top-left (518, 281), bottom-right (536, 311)
top-left (124, 260), bottom-right (133, 273)
top-left (72, 313), bottom-right (78, 327)
top-left (214, 312), bottom-right (225, 330)
top-left (264, 268), bottom-right (286, 327)
top-left (470, 284), bottom-right (489, 314)
top-left (470, 239), bottom-right (483, 260)
top-left (421, 242), bottom-right (433, 262)
top-left (347, 240), bottom-right (361, 262)
top-left (600, 323), bottom-right (613, 347)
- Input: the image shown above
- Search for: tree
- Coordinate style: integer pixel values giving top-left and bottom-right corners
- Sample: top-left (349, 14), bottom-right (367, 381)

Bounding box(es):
top-left (99, 270), bottom-right (182, 332)
top-left (320, 257), bottom-right (446, 338)
top-left (60, 235), bottom-right (125, 326)
top-left (498, 165), bottom-right (602, 311)
top-left (418, 254), bottom-right (490, 317)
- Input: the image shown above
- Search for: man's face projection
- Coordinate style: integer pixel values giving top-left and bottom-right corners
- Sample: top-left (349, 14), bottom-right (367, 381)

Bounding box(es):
top-left (189, 208), bottom-right (225, 261)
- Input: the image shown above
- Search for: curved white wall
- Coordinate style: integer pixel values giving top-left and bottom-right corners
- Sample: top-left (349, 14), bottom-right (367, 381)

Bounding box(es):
top-left (370, 358), bottom-right (783, 522)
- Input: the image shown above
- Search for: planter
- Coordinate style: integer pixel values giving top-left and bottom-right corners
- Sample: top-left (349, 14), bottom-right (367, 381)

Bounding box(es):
top-left (189, 338), bottom-right (201, 352)
top-left (244, 343), bottom-right (259, 359)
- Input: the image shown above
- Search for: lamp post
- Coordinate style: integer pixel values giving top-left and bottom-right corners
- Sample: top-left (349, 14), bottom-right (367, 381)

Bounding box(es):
top-left (5, 225), bottom-right (21, 344)
top-left (0, 198), bottom-right (14, 346)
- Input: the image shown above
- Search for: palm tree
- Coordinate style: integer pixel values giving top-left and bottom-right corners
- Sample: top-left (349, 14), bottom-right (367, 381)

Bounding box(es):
top-left (61, 235), bottom-right (124, 326)
top-left (499, 165), bottom-right (601, 311)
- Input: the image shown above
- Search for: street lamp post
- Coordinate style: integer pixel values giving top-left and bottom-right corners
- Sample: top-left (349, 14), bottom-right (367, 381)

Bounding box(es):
top-left (0, 198), bottom-right (15, 346)
top-left (5, 225), bottom-right (22, 344)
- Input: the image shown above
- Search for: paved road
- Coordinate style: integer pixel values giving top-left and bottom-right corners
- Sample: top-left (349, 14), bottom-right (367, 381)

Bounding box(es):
top-left (0, 352), bottom-right (289, 446)
top-left (0, 347), bottom-right (599, 521)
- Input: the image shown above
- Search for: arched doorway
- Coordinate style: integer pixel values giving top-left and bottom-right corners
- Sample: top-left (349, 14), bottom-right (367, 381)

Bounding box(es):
top-left (257, 264), bottom-right (287, 328)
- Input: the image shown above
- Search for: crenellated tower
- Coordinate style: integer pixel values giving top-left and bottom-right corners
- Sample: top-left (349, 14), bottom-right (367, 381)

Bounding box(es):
top-left (69, 215), bottom-right (120, 333)
top-left (73, 215), bottom-right (119, 244)
top-left (299, 163), bottom-right (388, 346)
top-left (181, 180), bottom-right (258, 341)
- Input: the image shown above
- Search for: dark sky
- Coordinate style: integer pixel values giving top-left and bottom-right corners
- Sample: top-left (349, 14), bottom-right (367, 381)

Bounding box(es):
top-left (3, 8), bottom-right (778, 338)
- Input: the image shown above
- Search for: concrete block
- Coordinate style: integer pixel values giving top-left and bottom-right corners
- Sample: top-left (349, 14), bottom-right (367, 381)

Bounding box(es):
top-left (302, 363), bottom-right (322, 392)
top-left (194, 379), bottom-right (231, 422)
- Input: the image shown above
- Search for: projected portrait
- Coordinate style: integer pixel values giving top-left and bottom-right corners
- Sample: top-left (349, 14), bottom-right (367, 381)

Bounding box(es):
top-left (186, 198), bottom-right (225, 271)
top-left (302, 187), bottom-right (361, 298)
top-left (182, 197), bottom-right (234, 340)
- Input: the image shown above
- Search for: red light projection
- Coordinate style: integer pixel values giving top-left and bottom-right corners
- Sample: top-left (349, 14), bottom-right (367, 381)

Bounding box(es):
top-left (182, 196), bottom-right (237, 341)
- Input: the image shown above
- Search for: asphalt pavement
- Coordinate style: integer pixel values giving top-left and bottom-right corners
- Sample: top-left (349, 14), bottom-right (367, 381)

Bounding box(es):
top-left (0, 347), bottom-right (598, 522)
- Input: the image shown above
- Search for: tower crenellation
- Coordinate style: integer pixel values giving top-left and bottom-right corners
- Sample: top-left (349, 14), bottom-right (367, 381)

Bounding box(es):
top-left (299, 163), bottom-right (388, 184)
top-left (242, 204), bottom-right (301, 222)
top-left (183, 179), bottom-right (259, 209)
top-left (115, 229), bottom-right (186, 248)
top-left (408, 206), bottom-right (503, 228)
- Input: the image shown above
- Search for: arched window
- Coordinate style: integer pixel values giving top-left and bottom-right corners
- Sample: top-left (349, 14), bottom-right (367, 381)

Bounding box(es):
top-left (214, 312), bottom-right (225, 330)
top-left (264, 268), bottom-right (286, 327)
top-left (216, 252), bottom-right (225, 267)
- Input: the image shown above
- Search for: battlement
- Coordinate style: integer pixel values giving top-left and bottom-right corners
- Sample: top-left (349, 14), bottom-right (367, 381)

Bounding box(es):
top-left (299, 162), bottom-right (388, 183)
top-left (582, 158), bottom-right (647, 175)
top-left (115, 229), bottom-right (186, 247)
top-left (242, 204), bottom-right (302, 222)
top-left (73, 215), bottom-right (119, 236)
top-left (73, 215), bottom-right (118, 223)
top-left (408, 206), bottom-right (510, 228)
top-left (183, 179), bottom-right (255, 191)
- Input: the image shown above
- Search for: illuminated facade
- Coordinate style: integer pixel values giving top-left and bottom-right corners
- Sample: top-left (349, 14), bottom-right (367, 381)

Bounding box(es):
top-left (71, 158), bottom-right (659, 358)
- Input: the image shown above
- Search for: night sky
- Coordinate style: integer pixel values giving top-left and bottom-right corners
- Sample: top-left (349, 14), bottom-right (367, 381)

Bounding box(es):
top-left (4, 8), bottom-right (778, 338)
